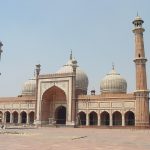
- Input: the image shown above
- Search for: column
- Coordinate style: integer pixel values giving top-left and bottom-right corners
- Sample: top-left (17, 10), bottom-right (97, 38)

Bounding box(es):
top-left (110, 113), bottom-right (112, 126)
top-left (98, 114), bottom-right (101, 126)
top-left (86, 113), bottom-right (89, 126)
top-left (122, 113), bottom-right (125, 126)
top-left (27, 113), bottom-right (29, 124)
top-left (2, 113), bottom-right (5, 123)
top-left (4, 113), bottom-right (6, 123)
top-left (18, 113), bottom-right (21, 124)
top-left (10, 113), bottom-right (13, 123)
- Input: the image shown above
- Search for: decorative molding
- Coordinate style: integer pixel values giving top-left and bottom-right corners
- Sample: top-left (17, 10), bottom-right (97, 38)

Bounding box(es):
top-left (89, 102), bottom-right (99, 108)
top-left (112, 102), bottom-right (122, 108)
top-left (100, 102), bottom-right (110, 108)
top-left (124, 102), bottom-right (135, 108)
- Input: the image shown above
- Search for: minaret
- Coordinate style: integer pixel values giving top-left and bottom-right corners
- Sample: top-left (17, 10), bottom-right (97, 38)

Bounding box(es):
top-left (132, 15), bottom-right (149, 126)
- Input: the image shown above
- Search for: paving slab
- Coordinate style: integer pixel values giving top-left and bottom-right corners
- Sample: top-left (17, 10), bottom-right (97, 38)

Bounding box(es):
top-left (0, 127), bottom-right (150, 150)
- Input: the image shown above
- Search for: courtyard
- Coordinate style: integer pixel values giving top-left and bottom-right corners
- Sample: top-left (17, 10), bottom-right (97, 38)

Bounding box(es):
top-left (0, 127), bottom-right (150, 150)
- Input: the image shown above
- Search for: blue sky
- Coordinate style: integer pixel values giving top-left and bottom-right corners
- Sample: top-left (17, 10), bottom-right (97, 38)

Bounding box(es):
top-left (0, 0), bottom-right (150, 96)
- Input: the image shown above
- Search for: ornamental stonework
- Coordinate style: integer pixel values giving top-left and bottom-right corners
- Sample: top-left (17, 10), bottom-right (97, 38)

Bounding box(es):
top-left (100, 102), bottom-right (110, 108)
top-left (89, 102), bottom-right (99, 108)
top-left (112, 102), bottom-right (122, 108)
top-left (124, 102), bottom-right (135, 108)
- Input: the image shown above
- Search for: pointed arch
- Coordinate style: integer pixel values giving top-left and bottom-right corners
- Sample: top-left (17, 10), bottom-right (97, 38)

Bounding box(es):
top-left (100, 111), bottom-right (110, 126)
top-left (78, 111), bottom-right (86, 125)
top-left (29, 111), bottom-right (35, 124)
top-left (5, 111), bottom-right (10, 123)
top-left (89, 111), bottom-right (98, 125)
top-left (42, 85), bottom-right (66, 100)
top-left (12, 111), bottom-right (18, 123)
top-left (125, 111), bottom-right (135, 126)
top-left (55, 106), bottom-right (66, 124)
top-left (20, 111), bottom-right (27, 124)
top-left (41, 85), bottom-right (67, 123)
top-left (112, 111), bottom-right (122, 126)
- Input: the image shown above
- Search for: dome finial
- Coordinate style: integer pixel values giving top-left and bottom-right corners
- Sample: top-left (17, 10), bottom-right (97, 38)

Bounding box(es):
top-left (137, 11), bottom-right (138, 17)
top-left (70, 49), bottom-right (72, 60)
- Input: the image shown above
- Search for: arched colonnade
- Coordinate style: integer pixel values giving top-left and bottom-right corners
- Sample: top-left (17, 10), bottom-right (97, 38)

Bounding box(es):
top-left (0, 111), bottom-right (35, 124)
top-left (78, 111), bottom-right (135, 126)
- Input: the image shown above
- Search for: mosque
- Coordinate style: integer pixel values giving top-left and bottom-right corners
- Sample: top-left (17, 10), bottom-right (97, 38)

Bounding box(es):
top-left (0, 16), bottom-right (149, 127)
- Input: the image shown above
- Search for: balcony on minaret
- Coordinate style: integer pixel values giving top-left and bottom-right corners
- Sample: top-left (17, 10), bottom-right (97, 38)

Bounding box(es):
top-left (132, 16), bottom-right (144, 28)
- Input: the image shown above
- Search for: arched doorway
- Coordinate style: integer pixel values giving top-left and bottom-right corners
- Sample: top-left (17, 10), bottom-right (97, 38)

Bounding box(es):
top-left (41, 86), bottom-right (66, 124)
top-left (89, 112), bottom-right (98, 125)
top-left (125, 111), bottom-right (135, 126)
top-left (101, 111), bottom-right (110, 126)
top-left (12, 111), bottom-right (18, 123)
top-left (5, 111), bottom-right (10, 123)
top-left (29, 112), bottom-right (34, 124)
top-left (21, 111), bottom-right (27, 123)
top-left (78, 112), bottom-right (86, 125)
top-left (55, 106), bottom-right (66, 124)
top-left (113, 111), bottom-right (122, 126)
top-left (0, 111), bottom-right (3, 123)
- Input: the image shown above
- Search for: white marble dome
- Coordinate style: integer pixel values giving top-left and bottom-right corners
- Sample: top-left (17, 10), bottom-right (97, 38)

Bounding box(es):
top-left (22, 78), bottom-right (36, 96)
top-left (100, 68), bottom-right (127, 94)
top-left (56, 54), bottom-right (88, 92)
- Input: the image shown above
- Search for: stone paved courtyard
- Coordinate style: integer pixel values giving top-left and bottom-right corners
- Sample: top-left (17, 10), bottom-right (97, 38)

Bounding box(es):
top-left (0, 127), bottom-right (150, 150)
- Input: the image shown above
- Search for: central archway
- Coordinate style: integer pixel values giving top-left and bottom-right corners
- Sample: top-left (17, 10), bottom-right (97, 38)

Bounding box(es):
top-left (41, 86), bottom-right (66, 124)
top-left (55, 106), bottom-right (66, 124)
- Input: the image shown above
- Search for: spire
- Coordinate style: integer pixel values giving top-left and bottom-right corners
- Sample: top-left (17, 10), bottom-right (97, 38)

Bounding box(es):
top-left (70, 49), bottom-right (72, 60)
top-left (137, 11), bottom-right (138, 17)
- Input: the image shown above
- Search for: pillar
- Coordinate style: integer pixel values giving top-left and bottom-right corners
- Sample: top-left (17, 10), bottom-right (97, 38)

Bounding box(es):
top-left (86, 113), bottom-right (89, 126)
top-left (98, 114), bottom-right (101, 126)
top-left (110, 113), bottom-right (112, 126)
top-left (2, 113), bottom-right (5, 123)
top-left (122, 113), bottom-right (125, 126)
top-left (18, 113), bottom-right (21, 124)
top-left (10, 113), bottom-right (13, 123)
top-left (4, 113), bottom-right (6, 123)
top-left (27, 113), bottom-right (29, 124)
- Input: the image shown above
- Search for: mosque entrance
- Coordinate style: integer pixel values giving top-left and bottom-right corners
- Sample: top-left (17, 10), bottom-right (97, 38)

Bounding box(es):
top-left (55, 106), bottom-right (66, 124)
top-left (41, 86), bottom-right (66, 124)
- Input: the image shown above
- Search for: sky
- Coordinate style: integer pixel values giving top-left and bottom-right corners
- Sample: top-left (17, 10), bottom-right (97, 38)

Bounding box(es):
top-left (0, 0), bottom-right (150, 97)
